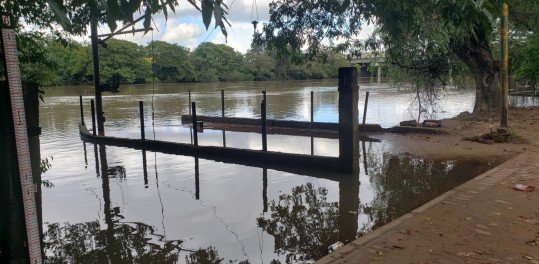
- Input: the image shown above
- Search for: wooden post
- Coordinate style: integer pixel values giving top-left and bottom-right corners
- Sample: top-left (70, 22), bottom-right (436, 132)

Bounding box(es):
top-left (221, 90), bottom-right (225, 117)
top-left (188, 89), bottom-right (192, 115)
top-left (262, 168), bottom-right (268, 213)
top-left (195, 158), bottom-right (200, 200)
top-left (310, 137), bottom-right (314, 155)
top-left (90, 99), bottom-right (96, 135)
top-left (338, 67), bottom-right (359, 173)
top-left (362, 91), bottom-right (370, 125)
top-left (139, 101), bottom-right (145, 140)
top-left (261, 102), bottom-right (267, 151)
top-left (500, 2), bottom-right (509, 128)
top-left (79, 95), bottom-right (85, 125)
top-left (192, 102), bottom-right (198, 146)
top-left (262, 90), bottom-right (266, 103)
top-left (195, 157), bottom-right (200, 200)
top-left (142, 150), bottom-right (148, 188)
top-left (310, 91), bottom-right (314, 123)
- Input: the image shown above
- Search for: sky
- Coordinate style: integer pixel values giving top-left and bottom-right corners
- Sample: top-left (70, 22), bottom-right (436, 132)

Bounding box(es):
top-left (94, 0), bottom-right (271, 53)
top-left (87, 0), bottom-right (374, 54)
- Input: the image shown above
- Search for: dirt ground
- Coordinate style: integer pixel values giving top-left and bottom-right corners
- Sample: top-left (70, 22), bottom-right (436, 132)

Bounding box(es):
top-left (372, 106), bottom-right (539, 161)
top-left (318, 106), bottom-right (539, 264)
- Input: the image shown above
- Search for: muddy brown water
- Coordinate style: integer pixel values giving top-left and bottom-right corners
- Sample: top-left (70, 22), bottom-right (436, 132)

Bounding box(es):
top-left (40, 80), bottom-right (533, 263)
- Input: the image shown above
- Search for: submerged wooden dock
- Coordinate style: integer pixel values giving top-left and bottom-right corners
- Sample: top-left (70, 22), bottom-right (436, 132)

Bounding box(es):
top-left (79, 123), bottom-right (351, 180)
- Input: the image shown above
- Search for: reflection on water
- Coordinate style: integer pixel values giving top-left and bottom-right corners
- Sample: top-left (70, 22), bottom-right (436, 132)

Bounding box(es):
top-left (41, 80), bottom-right (508, 263)
top-left (43, 141), bottom-right (498, 263)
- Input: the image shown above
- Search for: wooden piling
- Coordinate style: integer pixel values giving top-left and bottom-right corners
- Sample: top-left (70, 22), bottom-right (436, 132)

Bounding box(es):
top-left (310, 91), bottom-right (314, 123)
top-left (362, 91), bottom-right (369, 125)
top-left (261, 102), bottom-right (267, 151)
top-left (221, 90), bottom-right (225, 117)
top-left (338, 67), bottom-right (360, 173)
top-left (262, 168), bottom-right (268, 213)
top-left (79, 95), bottom-right (85, 125)
top-left (139, 101), bottom-right (145, 140)
top-left (262, 90), bottom-right (267, 103)
top-left (188, 89), bottom-right (192, 115)
top-left (90, 99), bottom-right (96, 136)
top-left (195, 157), bottom-right (200, 200)
top-left (192, 102), bottom-right (198, 146)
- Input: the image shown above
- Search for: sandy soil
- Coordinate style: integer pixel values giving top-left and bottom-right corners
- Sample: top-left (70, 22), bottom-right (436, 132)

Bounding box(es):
top-left (371, 106), bottom-right (539, 161)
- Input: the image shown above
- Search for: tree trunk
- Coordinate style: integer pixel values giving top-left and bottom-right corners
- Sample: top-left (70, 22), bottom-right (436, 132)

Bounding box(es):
top-left (452, 24), bottom-right (501, 112)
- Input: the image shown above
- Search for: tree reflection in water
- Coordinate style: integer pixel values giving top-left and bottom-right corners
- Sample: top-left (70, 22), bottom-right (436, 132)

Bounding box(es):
top-left (257, 183), bottom-right (340, 263)
top-left (258, 148), bottom-right (497, 263)
top-left (360, 151), bottom-right (497, 235)
top-left (185, 246), bottom-right (250, 264)
top-left (43, 221), bottom-right (182, 263)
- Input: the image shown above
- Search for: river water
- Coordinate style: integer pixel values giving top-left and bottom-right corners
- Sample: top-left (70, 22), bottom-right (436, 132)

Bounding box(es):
top-left (40, 80), bottom-right (535, 263)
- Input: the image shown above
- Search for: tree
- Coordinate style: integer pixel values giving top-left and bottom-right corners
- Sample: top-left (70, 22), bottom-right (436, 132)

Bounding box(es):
top-left (259, 0), bottom-right (537, 112)
top-left (190, 43), bottom-right (251, 82)
top-left (148, 41), bottom-right (197, 83)
top-left (516, 34), bottom-right (539, 88)
top-left (99, 39), bottom-right (152, 84)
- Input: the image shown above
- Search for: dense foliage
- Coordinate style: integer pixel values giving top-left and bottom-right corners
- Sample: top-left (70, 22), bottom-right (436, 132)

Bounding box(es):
top-left (28, 37), bottom-right (349, 87)
top-left (258, 0), bottom-right (539, 111)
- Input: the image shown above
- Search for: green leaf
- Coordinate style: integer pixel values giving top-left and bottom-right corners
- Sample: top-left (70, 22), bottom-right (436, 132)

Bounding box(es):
top-left (47, 0), bottom-right (72, 32)
top-left (202, 0), bottom-right (214, 29)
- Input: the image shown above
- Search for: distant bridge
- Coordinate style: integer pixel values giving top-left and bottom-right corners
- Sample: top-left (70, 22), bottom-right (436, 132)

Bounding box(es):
top-left (348, 53), bottom-right (386, 82)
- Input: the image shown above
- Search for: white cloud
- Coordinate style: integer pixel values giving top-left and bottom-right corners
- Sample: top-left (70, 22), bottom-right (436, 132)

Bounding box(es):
top-left (161, 23), bottom-right (203, 43)
top-left (212, 22), bottom-right (255, 53)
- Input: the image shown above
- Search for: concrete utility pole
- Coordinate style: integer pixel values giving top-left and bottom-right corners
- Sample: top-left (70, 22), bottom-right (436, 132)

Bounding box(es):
top-left (500, 1), bottom-right (509, 128)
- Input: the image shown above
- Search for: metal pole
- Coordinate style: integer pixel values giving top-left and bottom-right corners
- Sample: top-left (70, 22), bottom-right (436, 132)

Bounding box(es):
top-left (139, 101), bottom-right (145, 140)
top-left (261, 102), bottom-right (267, 151)
top-left (90, 99), bottom-right (96, 135)
top-left (79, 95), bottom-right (85, 125)
top-left (500, 2), bottom-right (509, 128)
top-left (221, 90), bottom-right (225, 117)
top-left (192, 102), bottom-right (198, 146)
top-left (90, 3), bottom-right (104, 135)
top-left (362, 91), bottom-right (370, 125)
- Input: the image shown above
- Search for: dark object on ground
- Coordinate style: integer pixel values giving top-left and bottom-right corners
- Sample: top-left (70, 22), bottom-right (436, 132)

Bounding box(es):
top-left (400, 120), bottom-right (419, 127)
top-left (423, 120), bottom-right (442, 127)
top-left (464, 128), bottom-right (525, 144)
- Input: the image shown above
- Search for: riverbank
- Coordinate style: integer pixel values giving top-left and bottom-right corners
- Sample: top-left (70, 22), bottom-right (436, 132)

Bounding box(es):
top-left (318, 106), bottom-right (539, 263)
top-left (372, 106), bottom-right (539, 160)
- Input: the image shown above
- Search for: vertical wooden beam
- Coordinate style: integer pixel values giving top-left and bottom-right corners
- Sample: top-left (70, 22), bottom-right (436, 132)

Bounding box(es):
top-left (192, 102), bottom-right (198, 146)
top-left (188, 89), bottom-right (192, 115)
top-left (310, 91), bottom-right (314, 123)
top-left (362, 91), bottom-right (370, 125)
top-left (90, 99), bottom-right (96, 136)
top-left (79, 95), bottom-right (85, 126)
top-left (261, 102), bottom-right (267, 151)
top-left (338, 67), bottom-right (359, 173)
top-left (221, 90), bottom-right (225, 117)
top-left (139, 101), bottom-right (145, 140)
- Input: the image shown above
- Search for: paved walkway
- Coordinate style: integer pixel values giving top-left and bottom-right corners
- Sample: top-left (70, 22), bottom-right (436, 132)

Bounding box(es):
top-left (318, 148), bottom-right (539, 264)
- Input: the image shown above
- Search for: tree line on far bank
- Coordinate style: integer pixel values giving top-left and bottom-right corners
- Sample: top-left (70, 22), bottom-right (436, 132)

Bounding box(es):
top-left (22, 35), bottom-right (350, 87)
